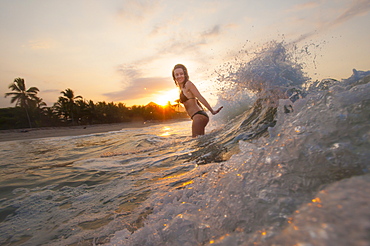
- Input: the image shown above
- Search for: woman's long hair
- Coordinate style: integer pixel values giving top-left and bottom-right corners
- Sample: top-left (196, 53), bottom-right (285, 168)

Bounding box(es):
top-left (172, 64), bottom-right (189, 87)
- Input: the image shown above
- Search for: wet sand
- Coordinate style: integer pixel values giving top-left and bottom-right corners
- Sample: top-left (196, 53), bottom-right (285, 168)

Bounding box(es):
top-left (0, 121), bottom-right (160, 142)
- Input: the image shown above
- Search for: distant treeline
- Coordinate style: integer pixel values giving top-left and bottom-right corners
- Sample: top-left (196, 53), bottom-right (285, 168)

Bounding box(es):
top-left (1, 78), bottom-right (187, 130)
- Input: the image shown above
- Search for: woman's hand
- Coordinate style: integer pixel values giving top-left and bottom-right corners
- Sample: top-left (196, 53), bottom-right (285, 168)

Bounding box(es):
top-left (212, 106), bottom-right (223, 115)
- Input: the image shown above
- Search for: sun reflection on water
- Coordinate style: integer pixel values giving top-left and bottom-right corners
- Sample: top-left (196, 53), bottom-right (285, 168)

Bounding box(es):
top-left (159, 126), bottom-right (171, 137)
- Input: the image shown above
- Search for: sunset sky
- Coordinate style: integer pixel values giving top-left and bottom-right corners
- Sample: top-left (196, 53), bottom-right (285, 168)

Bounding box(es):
top-left (1, 0), bottom-right (369, 108)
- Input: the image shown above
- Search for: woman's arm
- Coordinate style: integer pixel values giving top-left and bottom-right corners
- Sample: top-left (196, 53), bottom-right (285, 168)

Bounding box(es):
top-left (187, 81), bottom-right (223, 115)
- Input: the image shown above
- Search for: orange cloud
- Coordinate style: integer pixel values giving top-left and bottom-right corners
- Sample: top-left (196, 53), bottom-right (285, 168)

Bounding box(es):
top-left (23, 39), bottom-right (57, 50)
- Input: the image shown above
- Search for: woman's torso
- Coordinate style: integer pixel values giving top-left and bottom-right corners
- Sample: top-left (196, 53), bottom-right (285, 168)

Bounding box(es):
top-left (180, 81), bottom-right (203, 117)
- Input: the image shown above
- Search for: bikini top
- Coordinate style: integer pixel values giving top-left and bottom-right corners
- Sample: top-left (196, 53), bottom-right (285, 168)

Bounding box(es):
top-left (179, 81), bottom-right (195, 104)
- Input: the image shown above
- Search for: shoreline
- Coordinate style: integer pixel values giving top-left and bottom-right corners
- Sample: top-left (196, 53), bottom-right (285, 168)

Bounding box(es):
top-left (0, 119), bottom-right (189, 142)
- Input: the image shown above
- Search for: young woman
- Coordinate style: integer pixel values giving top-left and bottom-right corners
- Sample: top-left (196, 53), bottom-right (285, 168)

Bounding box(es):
top-left (172, 64), bottom-right (223, 137)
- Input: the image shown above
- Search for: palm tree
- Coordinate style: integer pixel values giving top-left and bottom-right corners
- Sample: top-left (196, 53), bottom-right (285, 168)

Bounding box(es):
top-left (174, 99), bottom-right (181, 111)
top-left (5, 78), bottom-right (40, 128)
top-left (57, 88), bottom-right (82, 124)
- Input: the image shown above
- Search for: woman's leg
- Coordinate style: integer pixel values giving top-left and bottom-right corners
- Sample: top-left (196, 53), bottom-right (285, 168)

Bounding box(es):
top-left (192, 114), bottom-right (209, 137)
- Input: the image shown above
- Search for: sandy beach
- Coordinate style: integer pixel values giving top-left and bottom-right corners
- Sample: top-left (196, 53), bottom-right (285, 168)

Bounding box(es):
top-left (0, 121), bottom-right (162, 142)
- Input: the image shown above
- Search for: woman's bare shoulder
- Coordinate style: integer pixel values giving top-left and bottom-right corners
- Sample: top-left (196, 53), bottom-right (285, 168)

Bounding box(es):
top-left (186, 80), bottom-right (196, 88)
top-left (186, 81), bottom-right (202, 95)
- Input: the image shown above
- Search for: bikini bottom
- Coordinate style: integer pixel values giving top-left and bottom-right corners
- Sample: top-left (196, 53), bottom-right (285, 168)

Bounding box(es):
top-left (191, 110), bottom-right (209, 119)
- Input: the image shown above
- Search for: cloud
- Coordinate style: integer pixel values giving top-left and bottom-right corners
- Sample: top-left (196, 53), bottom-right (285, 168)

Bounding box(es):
top-left (23, 39), bottom-right (57, 50)
top-left (149, 16), bottom-right (180, 36)
top-left (154, 24), bottom-right (224, 57)
top-left (201, 25), bottom-right (221, 38)
top-left (103, 77), bottom-right (172, 101)
top-left (333, 0), bottom-right (370, 26)
top-left (293, 0), bottom-right (370, 43)
top-left (287, 1), bottom-right (320, 12)
top-left (117, 65), bottom-right (143, 82)
top-left (116, 0), bottom-right (161, 22)
top-left (159, 37), bottom-right (206, 56)
top-left (120, 23), bottom-right (226, 74)
top-left (110, 13), bottom-right (227, 103)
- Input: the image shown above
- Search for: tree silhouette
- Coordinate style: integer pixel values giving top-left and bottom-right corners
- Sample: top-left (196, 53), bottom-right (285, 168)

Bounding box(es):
top-left (2, 81), bottom-right (188, 130)
top-left (5, 78), bottom-right (40, 128)
top-left (55, 88), bottom-right (82, 124)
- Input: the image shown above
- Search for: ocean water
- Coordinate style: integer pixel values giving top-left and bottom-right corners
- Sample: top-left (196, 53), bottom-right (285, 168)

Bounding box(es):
top-left (0, 42), bottom-right (369, 246)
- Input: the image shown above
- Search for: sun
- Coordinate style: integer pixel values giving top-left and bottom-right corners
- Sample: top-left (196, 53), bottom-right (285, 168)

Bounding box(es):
top-left (154, 88), bottom-right (179, 106)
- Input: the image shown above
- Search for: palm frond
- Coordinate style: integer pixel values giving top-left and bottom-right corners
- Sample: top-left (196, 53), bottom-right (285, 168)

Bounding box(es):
top-left (4, 92), bottom-right (18, 97)
top-left (27, 87), bottom-right (40, 93)
top-left (14, 78), bottom-right (26, 91)
top-left (8, 83), bottom-right (21, 92)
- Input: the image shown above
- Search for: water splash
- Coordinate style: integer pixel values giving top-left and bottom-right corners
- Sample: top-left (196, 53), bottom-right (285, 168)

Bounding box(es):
top-left (107, 41), bottom-right (370, 245)
top-left (212, 41), bottom-right (311, 123)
